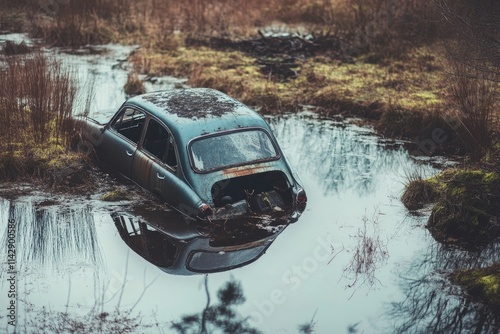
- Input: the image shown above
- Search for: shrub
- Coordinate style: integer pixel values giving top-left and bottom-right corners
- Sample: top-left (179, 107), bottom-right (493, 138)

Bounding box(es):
top-left (0, 52), bottom-right (82, 183)
top-left (446, 62), bottom-right (498, 160)
top-left (0, 53), bottom-right (76, 148)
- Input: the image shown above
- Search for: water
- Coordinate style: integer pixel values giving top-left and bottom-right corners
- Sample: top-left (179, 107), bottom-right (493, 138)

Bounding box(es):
top-left (1, 34), bottom-right (498, 333)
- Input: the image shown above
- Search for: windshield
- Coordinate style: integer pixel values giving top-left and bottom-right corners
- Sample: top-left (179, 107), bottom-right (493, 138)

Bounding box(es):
top-left (190, 129), bottom-right (278, 172)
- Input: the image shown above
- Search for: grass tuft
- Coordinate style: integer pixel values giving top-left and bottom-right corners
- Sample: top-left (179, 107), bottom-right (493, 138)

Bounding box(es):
top-left (100, 189), bottom-right (131, 202)
top-left (401, 177), bottom-right (439, 210)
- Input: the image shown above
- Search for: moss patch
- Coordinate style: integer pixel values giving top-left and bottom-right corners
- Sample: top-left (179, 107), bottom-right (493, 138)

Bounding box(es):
top-left (426, 169), bottom-right (500, 248)
top-left (450, 264), bottom-right (500, 311)
top-left (100, 189), bottom-right (131, 202)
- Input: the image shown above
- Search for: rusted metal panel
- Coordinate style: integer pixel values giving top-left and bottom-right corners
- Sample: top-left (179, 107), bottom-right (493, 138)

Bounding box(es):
top-left (221, 165), bottom-right (270, 178)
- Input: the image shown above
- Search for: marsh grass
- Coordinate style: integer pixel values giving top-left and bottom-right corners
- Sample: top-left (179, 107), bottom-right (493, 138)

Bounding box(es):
top-left (0, 53), bottom-right (76, 148)
top-left (0, 52), bottom-right (91, 185)
top-left (131, 44), bottom-right (447, 116)
top-left (25, 0), bottom-right (444, 55)
top-left (426, 169), bottom-right (500, 248)
top-left (13, 0), bottom-right (464, 141)
top-left (447, 62), bottom-right (499, 160)
top-left (401, 168), bottom-right (439, 210)
top-left (401, 168), bottom-right (500, 248)
top-left (100, 189), bottom-right (132, 202)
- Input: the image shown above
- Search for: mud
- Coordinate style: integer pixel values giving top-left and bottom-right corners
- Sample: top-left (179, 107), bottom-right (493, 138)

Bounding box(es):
top-left (186, 31), bottom-right (345, 80)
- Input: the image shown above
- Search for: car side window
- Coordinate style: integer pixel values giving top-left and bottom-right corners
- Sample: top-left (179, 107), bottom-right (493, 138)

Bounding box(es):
top-left (143, 118), bottom-right (178, 171)
top-left (110, 107), bottom-right (146, 144)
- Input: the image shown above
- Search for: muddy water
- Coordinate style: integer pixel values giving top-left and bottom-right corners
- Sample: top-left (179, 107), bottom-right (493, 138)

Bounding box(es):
top-left (1, 35), bottom-right (499, 333)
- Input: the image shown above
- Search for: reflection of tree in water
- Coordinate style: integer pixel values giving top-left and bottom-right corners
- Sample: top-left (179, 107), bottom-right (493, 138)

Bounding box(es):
top-left (11, 276), bottom-right (318, 334)
top-left (268, 114), bottom-right (417, 197)
top-left (388, 242), bottom-right (500, 333)
top-left (171, 277), bottom-right (259, 334)
top-left (172, 277), bottom-right (317, 334)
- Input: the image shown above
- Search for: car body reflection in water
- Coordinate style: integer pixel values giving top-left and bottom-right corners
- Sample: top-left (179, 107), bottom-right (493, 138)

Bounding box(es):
top-left (113, 208), bottom-right (290, 275)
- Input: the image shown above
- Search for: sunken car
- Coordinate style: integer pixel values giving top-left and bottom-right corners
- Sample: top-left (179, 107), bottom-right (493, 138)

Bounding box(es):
top-left (76, 88), bottom-right (307, 220)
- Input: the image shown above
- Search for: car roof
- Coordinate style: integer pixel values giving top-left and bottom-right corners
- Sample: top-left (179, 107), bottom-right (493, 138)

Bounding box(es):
top-left (126, 88), bottom-right (270, 142)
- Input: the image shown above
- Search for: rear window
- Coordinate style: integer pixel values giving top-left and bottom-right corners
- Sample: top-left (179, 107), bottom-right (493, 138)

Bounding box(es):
top-left (190, 129), bottom-right (278, 172)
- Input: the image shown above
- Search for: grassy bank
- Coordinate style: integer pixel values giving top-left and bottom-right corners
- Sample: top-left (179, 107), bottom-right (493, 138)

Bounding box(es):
top-left (402, 164), bottom-right (500, 310)
top-left (130, 43), bottom-right (451, 136)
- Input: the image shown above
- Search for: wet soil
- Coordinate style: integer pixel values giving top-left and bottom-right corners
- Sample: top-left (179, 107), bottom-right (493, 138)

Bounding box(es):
top-left (186, 31), bottom-right (346, 80)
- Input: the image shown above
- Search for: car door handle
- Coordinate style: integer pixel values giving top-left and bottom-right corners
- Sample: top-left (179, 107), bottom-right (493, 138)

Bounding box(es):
top-left (126, 150), bottom-right (133, 156)
top-left (156, 173), bottom-right (165, 180)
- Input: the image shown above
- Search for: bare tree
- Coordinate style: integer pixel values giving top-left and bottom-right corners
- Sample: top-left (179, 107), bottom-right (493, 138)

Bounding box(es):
top-left (436, 1), bottom-right (500, 159)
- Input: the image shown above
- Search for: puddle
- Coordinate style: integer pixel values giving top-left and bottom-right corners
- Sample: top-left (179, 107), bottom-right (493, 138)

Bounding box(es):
top-left (0, 33), bottom-right (499, 333)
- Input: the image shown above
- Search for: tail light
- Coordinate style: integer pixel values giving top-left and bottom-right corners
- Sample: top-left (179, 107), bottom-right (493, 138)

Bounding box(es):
top-left (296, 188), bottom-right (307, 212)
top-left (296, 188), bottom-right (307, 204)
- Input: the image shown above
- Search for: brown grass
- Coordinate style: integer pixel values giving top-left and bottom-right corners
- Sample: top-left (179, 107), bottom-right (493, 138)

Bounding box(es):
top-left (401, 175), bottom-right (439, 210)
top-left (0, 52), bottom-right (91, 185)
top-left (0, 53), bottom-right (76, 148)
top-left (446, 62), bottom-right (499, 160)
top-left (20, 0), bottom-right (446, 56)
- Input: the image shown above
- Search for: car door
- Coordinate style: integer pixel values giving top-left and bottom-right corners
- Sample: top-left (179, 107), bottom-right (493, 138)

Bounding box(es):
top-left (98, 107), bottom-right (146, 178)
top-left (132, 117), bottom-right (180, 203)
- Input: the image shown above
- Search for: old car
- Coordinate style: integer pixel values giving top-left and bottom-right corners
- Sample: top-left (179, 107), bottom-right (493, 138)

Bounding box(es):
top-left (76, 88), bottom-right (307, 221)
